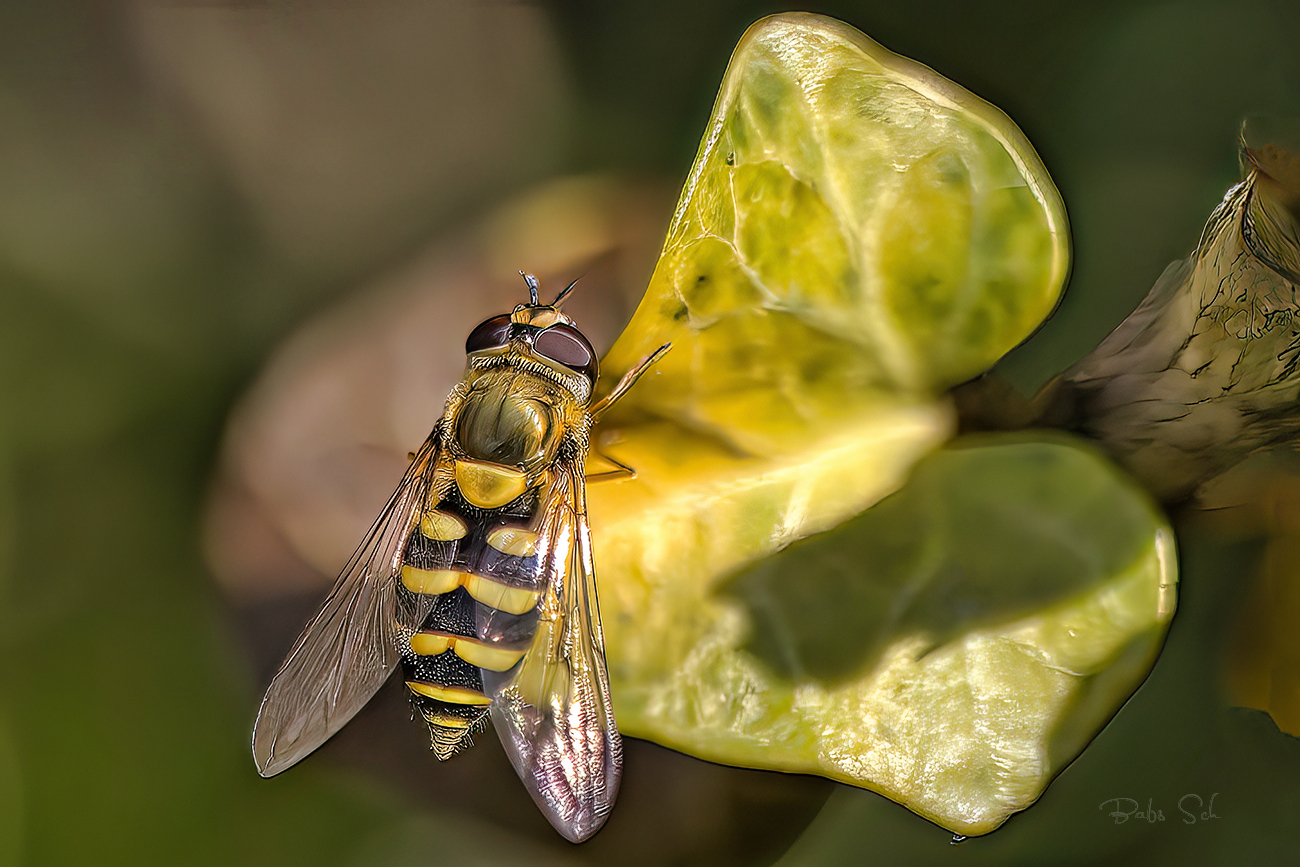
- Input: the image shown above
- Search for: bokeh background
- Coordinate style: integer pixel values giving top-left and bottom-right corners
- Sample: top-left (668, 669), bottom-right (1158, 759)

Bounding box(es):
top-left (3, 1), bottom-right (1300, 865)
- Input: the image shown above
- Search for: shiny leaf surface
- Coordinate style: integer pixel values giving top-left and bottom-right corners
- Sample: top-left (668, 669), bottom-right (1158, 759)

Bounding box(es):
top-left (600, 12), bottom-right (1069, 424)
top-left (585, 14), bottom-right (1166, 836)
top-left (596, 435), bottom-right (1175, 835)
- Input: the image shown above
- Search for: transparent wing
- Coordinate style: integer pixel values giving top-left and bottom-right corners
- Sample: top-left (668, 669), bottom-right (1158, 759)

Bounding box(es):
top-left (482, 459), bottom-right (623, 843)
top-left (252, 432), bottom-right (442, 777)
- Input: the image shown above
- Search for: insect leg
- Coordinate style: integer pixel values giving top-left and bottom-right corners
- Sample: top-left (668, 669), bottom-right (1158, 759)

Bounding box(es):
top-left (589, 342), bottom-right (671, 420)
top-left (584, 448), bottom-right (637, 484)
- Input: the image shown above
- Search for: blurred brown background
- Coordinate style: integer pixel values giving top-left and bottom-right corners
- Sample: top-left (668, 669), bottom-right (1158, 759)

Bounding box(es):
top-left (2, 1), bottom-right (1299, 865)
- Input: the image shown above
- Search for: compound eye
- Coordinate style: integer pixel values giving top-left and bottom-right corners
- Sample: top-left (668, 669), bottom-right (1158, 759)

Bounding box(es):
top-left (465, 314), bottom-right (513, 354)
top-left (533, 324), bottom-right (598, 380)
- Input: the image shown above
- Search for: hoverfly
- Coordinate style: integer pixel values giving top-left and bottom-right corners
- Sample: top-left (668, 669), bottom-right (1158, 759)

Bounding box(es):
top-left (252, 272), bottom-right (668, 842)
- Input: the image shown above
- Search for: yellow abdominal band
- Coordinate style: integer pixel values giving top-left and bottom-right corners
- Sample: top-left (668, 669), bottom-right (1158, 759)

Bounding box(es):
top-left (400, 566), bottom-right (540, 615)
top-left (409, 632), bottom-right (526, 672)
top-left (404, 681), bottom-right (492, 706)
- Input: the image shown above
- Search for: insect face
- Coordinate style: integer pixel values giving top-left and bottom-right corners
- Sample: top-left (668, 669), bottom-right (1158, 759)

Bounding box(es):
top-left (465, 304), bottom-right (600, 398)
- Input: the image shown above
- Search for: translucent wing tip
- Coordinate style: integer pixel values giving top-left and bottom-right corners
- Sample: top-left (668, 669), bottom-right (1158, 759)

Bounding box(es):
top-left (250, 685), bottom-right (334, 778)
top-left (527, 762), bottom-right (621, 843)
top-left (555, 811), bottom-right (608, 844)
top-left (490, 695), bottom-right (624, 843)
top-left (251, 710), bottom-right (299, 778)
top-left (252, 741), bottom-right (287, 778)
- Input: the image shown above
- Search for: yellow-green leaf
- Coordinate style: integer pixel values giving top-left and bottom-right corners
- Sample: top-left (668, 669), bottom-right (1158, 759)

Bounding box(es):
top-left (584, 13), bottom-right (1159, 837)
top-left (593, 435), bottom-right (1175, 836)
top-left (600, 12), bottom-right (1069, 415)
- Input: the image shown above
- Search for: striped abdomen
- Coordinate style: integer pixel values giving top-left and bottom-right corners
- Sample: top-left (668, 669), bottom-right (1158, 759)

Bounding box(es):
top-left (398, 466), bottom-right (548, 759)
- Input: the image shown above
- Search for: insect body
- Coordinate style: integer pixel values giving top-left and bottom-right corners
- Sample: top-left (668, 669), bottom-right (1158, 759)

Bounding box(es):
top-left (252, 273), bottom-right (667, 842)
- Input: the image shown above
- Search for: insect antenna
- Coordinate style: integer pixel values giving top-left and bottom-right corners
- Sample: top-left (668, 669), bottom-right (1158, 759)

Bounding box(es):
top-left (552, 277), bottom-right (580, 307)
top-left (519, 270), bottom-right (540, 305)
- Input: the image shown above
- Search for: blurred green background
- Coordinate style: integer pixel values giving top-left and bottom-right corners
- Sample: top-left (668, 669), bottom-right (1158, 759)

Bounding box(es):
top-left (3, 1), bottom-right (1299, 865)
